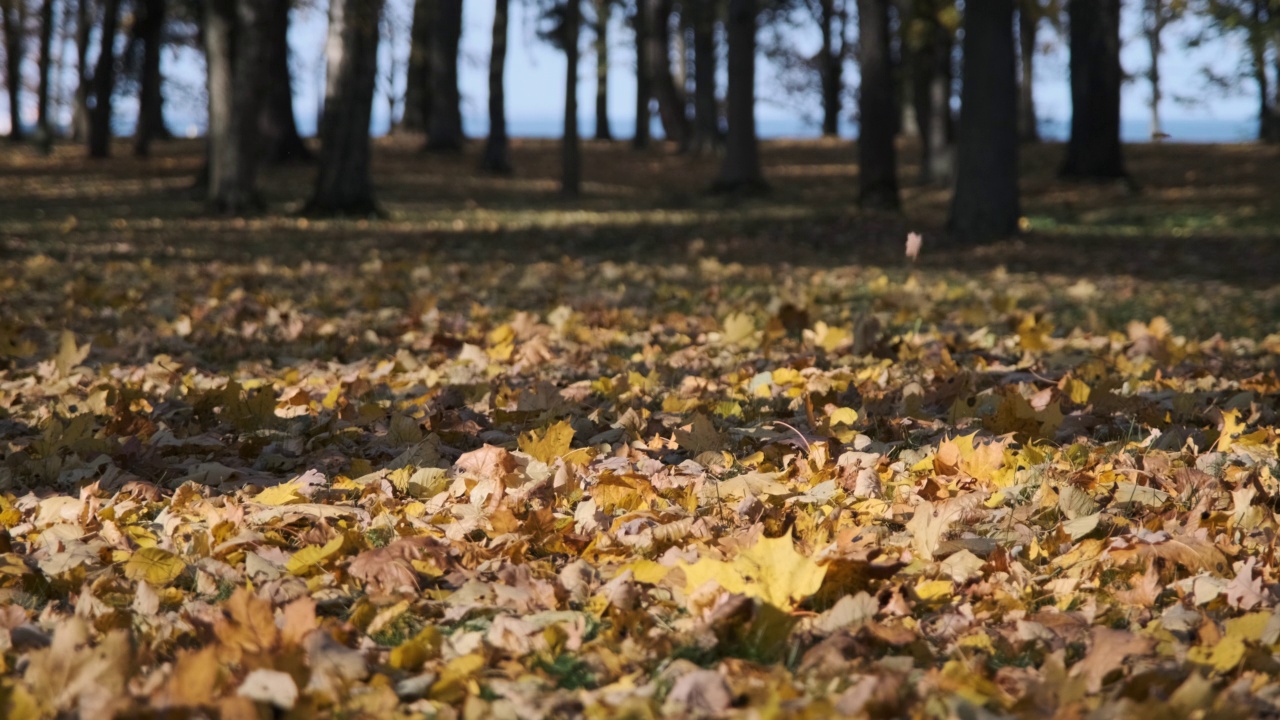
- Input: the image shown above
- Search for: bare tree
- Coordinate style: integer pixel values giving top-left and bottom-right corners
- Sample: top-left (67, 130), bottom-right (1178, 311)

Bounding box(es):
top-left (646, 0), bottom-right (688, 147)
top-left (564, 0), bottom-right (582, 195)
top-left (857, 0), bottom-right (900, 209)
top-left (133, 0), bottom-right (170, 157)
top-left (633, 0), bottom-right (651, 147)
top-left (949, 0), bottom-right (1020, 243)
top-left (398, 0), bottom-right (432, 133)
top-left (689, 0), bottom-right (720, 153)
top-left (309, 0), bottom-right (384, 214)
top-left (88, 0), bottom-right (123, 157)
top-left (1018, 0), bottom-right (1040, 142)
top-left (36, 0), bottom-right (56, 146)
top-left (259, 0), bottom-right (311, 163)
top-left (1, 0), bottom-right (26, 141)
top-left (1060, 0), bottom-right (1126, 178)
top-left (71, 0), bottom-right (92, 141)
top-left (714, 0), bottom-right (766, 192)
top-left (482, 0), bottom-right (512, 173)
top-left (426, 0), bottom-right (464, 151)
top-left (594, 0), bottom-right (613, 140)
top-left (204, 0), bottom-right (269, 211)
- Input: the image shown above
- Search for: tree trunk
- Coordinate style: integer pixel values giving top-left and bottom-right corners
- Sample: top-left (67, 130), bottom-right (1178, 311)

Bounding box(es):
top-left (714, 0), bottom-right (765, 192)
top-left (399, 0), bottom-right (432, 133)
top-left (133, 0), bottom-right (169, 157)
top-left (72, 0), bottom-right (92, 141)
top-left (1060, 0), bottom-right (1126, 179)
top-left (258, 0), bottom-right (311, 163)
top-left (88, 0), bottom-right (123, 157)
top-left (1143, 0), bottom-right (1166, 139)
top-left (646, 0), bottom-right (688, 147)
top-left (910, 3), bottom-right (954, 184)
top-left (633, 0), bottom-right (651, 148)
top-left (204, 0), bottom-right (268, 213)
top-left (309, 0), bottom-right (383, 214)
top-left (594, 0), bottom-right (612, 140)
top-left (2, 0), bottom-right (25, 141)
top-left (1018, 0), bottom-right (1039, 142)
top-left (36, 0), bottom-right (55, 143)
top-left (481, 0), bottom-right (510, 173)
top-left (1272, 30), bottom-right (1280, 142)
top-left (949, 0), bottom-right (1019, 244)
top-left (689, 0), bottom-right (719, 153)
top-left (1248, 2), bottom-right (1276, 142)
top-left (819, 0), bottom-right (842, 136)
top-left (857, 0), bottom-right (899, 209)
top-left (426, 0), bottom-right (463, 152)
top-left (564, 0), bottom-right (582, 196)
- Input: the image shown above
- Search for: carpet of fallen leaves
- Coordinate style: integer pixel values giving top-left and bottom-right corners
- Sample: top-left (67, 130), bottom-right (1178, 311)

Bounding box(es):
top-left (1, 139), bottom-right (1280, 719)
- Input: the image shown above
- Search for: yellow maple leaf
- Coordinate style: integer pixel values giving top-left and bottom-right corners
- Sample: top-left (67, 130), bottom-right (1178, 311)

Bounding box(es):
top-left (1216, 409), bottom-right (1245, 453)
top-left (914, 579), bottom-right (954, 602)
top-left (254, 481), bottom-right (304, 506)
top-left (123, 547), bottom-right (187, 586)
top-left (675, 414), bottom-right (725, 455)
top-left (680, 531), bottom-right (826, 610)
top-left (518, 420), bottom-right (575, 463)
top-left (1187, 612), bottom-right (1271, 673)
top-left (722, 312), bottom-right (758, 347)
top-left (286, 535), bottom-right (346, 575)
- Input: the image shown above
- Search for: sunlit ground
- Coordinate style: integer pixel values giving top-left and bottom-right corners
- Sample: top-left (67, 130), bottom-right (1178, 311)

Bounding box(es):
top-left (1, 137), bottom-right (1280, 716)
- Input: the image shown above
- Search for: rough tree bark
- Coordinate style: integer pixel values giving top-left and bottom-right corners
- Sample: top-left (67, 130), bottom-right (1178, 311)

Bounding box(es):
top-left (1247, 1), bottom-right (1277, 142)
top-left (258, 0), bottom-right (311, 163)
top-left (88, 0), bottom-right (123, 157)
top-left (857, 0), bottom-right (899, 210)
top-left (818, 0), bottom-right (844, 137)
top-left (134, 0), bottom-right (170, 157)
top-left (2, 0), bottom-right (25, 141)
top-left (563, 0), bottom-right (582, 196)
top-left (36, 0), bottom-right (55, 144)
top-left (646, 0), bottom-right (688, 147)
top-left (204, 0), bottom-right (269, 212)
top-left (910, 1), bottom-right (954, 183)
top-left (1060, 0), bottom-right (1126, 179)
top-left (309, 0), bottom-right (383, 214)
top-left (399, 0), bottom-right (432, 133)
top-left (949, 0), bottom-right (1019, 244)
top-left (426, 0), bottom-right (464, 151)
top-left (481, 0), bottom-right (511, 173)
top-left (633, 0), bottom-right (651, 148)
top-left (72, 0), bottom-right (92, 141)
top-left (1018, 0), bottom-right (1039, 142)
top-left (689, 0), bottom-right (719, 153)
top-left (594, 0), bottom-right (612, 140)
top-left (714, 0), bottom-right (765, 192)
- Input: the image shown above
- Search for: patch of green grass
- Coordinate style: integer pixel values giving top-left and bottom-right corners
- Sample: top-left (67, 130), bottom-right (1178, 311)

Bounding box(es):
top-left (535, 653), bottom-right (597, 690)
top-left (370, 613), bottom-right (426, 647)
top-left (365, 527), bottom-right (395, 549)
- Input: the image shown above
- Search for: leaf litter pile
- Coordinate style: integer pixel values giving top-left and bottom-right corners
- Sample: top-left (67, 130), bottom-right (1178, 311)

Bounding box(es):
top-left (2, 237), bottom-right (1280, 719)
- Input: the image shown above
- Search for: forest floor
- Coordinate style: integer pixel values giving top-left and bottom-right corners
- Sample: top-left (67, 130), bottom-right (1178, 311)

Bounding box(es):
top-left (0, 138), bottom-right (1278, 718)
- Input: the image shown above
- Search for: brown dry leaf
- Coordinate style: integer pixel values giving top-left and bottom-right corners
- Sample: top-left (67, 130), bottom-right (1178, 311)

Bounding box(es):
top-left (1105, 532), bottom-right (1230, 576)
top-left (1072, 627), bottom-right (1154, 693)
top-left (348, 536), bottom-right (445, 595)
top-left (664, 669), bottom-right (733, 715)
top-left (213, 588), bottom-right (279, 661)
top-left (150, 647), bottom-right (221, 710)
top-left (454, 445), bottom-right (518, 479)
top-left (22, 618), bottom-right (131, 720)
top-left (517, 420), bottom-right (575, 463)
top-left (676, 414), bottom-right (726, 455)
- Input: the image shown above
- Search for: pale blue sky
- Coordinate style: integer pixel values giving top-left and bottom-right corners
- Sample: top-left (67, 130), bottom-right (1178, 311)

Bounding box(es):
top-left (334, 0), bottom-right (1257, 134)
top-left (4, 0), bottom-right (1263, 140)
